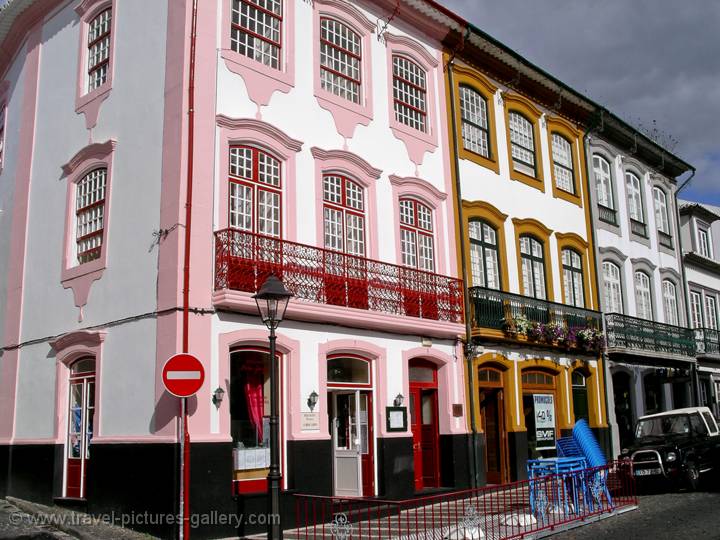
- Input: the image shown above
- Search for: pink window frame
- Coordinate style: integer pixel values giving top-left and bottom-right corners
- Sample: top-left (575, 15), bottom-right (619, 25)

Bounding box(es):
top-left (228, 144), bottom-right (284, 238)
top-left (216, 115), bottom-right (303, 240)
top-left (389, 174), bottom-right (448, 275)
top-left (322, 174), bottom-right (367, 256)
top-left (384, 33), bottom-right (439, 168)
top-left (398, 197), bottom-right (435, 272)
top-left (311, 146), bottom-right (382, 260)
top-left (312, 0), bottom-right (375, 139)
top-left (220, 0), bottom-right (295, 111)
top-left (60, 140), bottom-right (116, 312)
top-left (74, 0), bottom-right (117, 130)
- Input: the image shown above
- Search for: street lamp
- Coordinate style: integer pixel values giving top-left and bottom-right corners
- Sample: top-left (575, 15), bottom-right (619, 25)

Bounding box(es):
top-left (253, 274), bottom-right (293, 540)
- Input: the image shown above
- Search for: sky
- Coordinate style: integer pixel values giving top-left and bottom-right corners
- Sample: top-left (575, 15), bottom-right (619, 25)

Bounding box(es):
top-left (439, 0), bottom-right (720, 206)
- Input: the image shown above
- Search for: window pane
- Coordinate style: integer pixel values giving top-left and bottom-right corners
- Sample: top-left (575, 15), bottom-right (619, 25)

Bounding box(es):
top-left (393, 56), bottom-right (426, 132)
top-left (459, 86), bottom-right (490, 157)
top-left (320, 18), bottom-right (361, 104)
top-left (76, 168), bottom-right (107, 264)
top-left (662, 280), bottom-right (678, 326)
top-left (324, 207), bottom-right (343, 251)
top-left (635, 272), bottom-right (653, 320)
top-left (603, 262), bottom-right (623, 313)
top-left (626, 173), bottom-right (643, 222)
top-left (509, 112), bottom-right (535, 176)
top-left (231, 0), bottom-right (282, 70)
top-left (653, 188), bottom-right (669, 233)
top-left (327, 357), bottom-right (369, 384)
top-left (87, 9), bottom-right (111, 91)
top-left (706, 296), bottom-right (718, 330)
top-left (409, 365), bottom-right (434, 382)
top-left (690, 291), bottom-right (703, 328)
top-left (552, 134), bottom-right (574, 193)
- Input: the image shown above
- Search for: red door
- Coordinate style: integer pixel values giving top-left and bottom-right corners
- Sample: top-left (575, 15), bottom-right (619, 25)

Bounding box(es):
top-left (65, 358), bottom-right (95, 499)
top-left (360, 392), bottom-right (374, 496)
top-left (409, 360), bottom-right (440, 491)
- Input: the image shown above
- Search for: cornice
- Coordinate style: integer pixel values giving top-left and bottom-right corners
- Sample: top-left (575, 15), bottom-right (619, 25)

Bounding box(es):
top-left (216, 115), bottom-right (303, 153)
top-left (384, 32), bottom-right (439, 68)
top-left (388, 174), bottom-right (447, 204)
top-left (511, 217), bottom-right (553, 237)
top-left (630, 257), bottom-right (657, 272)
top-left (555, 232), bottom-right (589, 249)
top-left (50, 329), bottom-right (107, 353)
top-left (310, 146), bottom-right (382, 179)
top-left (461, 200), bottom-right (508, 223)
top-left (74, 0), bottom-right (112, 17)
top-left (314, 0), bottom-right (375, 33)
top-left (598, 246), bottom-right (628, 262)
top-left (61, 139), bottom-right (117, 176)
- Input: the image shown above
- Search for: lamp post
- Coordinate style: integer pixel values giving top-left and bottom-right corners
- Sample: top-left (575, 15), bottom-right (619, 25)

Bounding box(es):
top-left (253, 275), bottom-right (293, 540)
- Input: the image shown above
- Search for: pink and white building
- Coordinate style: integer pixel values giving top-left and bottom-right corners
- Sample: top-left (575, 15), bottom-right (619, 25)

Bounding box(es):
top-left (0, 0), bottom-right (469, 537)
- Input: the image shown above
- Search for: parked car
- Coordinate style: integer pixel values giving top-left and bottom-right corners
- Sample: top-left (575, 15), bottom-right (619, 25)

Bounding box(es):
top-left (621, 407), bottom-right (720, 490)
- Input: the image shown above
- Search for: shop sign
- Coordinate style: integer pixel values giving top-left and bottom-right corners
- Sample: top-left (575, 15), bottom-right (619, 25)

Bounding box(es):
top-left (301, 412), bottom-right (320, 431)
top-left (533, 393), bottom-right (556, 450)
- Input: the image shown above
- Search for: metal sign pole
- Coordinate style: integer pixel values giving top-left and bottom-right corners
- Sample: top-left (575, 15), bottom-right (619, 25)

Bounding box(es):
top-left (179, 397), bottom-right (188, 540)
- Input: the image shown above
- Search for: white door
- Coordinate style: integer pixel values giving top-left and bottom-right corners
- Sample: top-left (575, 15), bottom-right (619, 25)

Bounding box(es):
top-left (332, 391), bottom-right (362, 497)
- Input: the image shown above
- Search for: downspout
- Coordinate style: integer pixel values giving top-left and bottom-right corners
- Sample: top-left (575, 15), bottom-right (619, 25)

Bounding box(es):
top-left (446, 52), bottom-right (480, 488)
top-left (673, 168), bottom-right (697, 405)
top-left (582, 120), bottom-right (614, 457)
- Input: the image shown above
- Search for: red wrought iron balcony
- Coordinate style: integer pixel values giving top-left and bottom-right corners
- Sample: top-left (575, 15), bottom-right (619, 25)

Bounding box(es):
top-left (214, 229), bottom-right (464, 325)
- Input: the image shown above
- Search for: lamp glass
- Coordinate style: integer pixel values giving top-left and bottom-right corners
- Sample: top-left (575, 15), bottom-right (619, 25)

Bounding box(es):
top-left (252, 275), bottom-right (293, 329)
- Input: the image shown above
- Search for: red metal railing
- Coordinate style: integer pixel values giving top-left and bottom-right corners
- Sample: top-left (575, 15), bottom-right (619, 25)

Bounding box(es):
top-left (214, 228), bottom-right (464, 323)
top-left (292, 461), bottom-right (636, 539)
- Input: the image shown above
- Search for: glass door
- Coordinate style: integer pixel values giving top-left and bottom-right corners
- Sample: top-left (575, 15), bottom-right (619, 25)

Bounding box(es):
top-left (65, 359), bottom-right (95, 499)
top-left (332, 391), bottom-right (362, 497)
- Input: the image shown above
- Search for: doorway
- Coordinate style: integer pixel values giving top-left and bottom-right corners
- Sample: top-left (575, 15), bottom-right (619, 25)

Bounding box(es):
top-left (612, 371), bottom-right (634, 449)
top-left (521, 370), bottom-right (557, 459)
top-left (478, 366), bottom-right (507, 484)
top-left (65, 357), bottom-right (95, 499)
top-left (409, 359), bottom-right (440, 490)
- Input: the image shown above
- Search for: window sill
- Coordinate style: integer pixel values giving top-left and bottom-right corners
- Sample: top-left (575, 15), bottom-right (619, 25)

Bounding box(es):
top-left (552, 185), bottom-right (582, 207)
top-left (221, 50), bottom-right (293, 109)
top-left (510, 167), bottom-right (545, 192)
top-left (459, 146), bottom-right (500, 174)
top-left (61, 257), bottom-right (107, 317)
top-left (389, 120), bottom-right (438, 167)
top-left (75, 82), bottom-right (112, 130)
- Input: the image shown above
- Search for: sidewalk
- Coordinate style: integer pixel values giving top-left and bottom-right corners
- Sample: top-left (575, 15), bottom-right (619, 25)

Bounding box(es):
top-left (0, 498), bottom-right (156, 540)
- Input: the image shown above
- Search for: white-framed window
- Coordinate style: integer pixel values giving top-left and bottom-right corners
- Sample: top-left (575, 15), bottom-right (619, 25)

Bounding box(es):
top-left (520, 235), bottom-right (546, 300)
top-left (320, 18), bottom-right (361, 104)
top-left (662, 279), bottom-right (679, 326)
top-left (653, 187), bottom-right (670, 234)
top-left (469, 220), bottom-right (501, 289)
top-left (228, 145), bottom-right (282, 237)
top-left (231, 0), bottom-right (283, 70)
top-left (75, 168), bottom-right (107, 264)
top-left (602, 261), bottom-right (623, 314)
top-left (626, 172), bottom-right (644, 223)
top-left (87, 8), bottom-right (111, 92)
top-left (690, 291), bottom-right (703, 329)
top-left (697, 221), bottom-right (713, 258)
top-left (399, 198), bottom-right (434, 272)
top-left (323, 174), bottom-right (365, 256)
top-left (509, 112), bottom-right (535, 177)
top-left (562, 249), bottom-right (585, 307)
top-left (634, 271), bottom-right (653, 320)
top-left (392, 55), bottom-right (426, 132)
top-left (459, 86), bottom-right (490, 158)
top-left (706, 295), bottom-right (718, 330)
top-left (552, 133), bottom-right (574, 193)
top-left (593, 155), bottom-right (614, 209)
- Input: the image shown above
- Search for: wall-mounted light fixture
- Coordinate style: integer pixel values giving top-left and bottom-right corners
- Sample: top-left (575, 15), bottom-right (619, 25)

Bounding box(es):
top-left (394, 393), bottom-right (404, 407)
top-left (212, 387), bottom-right (225, 407)
top-left (307, 391), bottom-right (319, 412)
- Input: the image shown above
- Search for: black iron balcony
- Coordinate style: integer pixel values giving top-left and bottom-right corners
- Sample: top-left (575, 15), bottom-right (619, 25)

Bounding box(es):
top-left (597, 204), bottom-right (618, 226)
top-left (658, 231), bottom-right (674, 249)
top-left (630, 218), bottom-right (647, 238)
top-left (605, 313), bottom-right (695, 358)
top-left (695, 328), bottom-right (720, 356)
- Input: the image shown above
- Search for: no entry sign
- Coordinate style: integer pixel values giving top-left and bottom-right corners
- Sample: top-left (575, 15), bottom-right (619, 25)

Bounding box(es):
top-left (162, 353), bottom-right (205, 398)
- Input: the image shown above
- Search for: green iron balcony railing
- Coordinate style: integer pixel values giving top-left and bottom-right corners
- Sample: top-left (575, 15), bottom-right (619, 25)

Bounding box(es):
top-left (605, 313), bottom-right (695, 358)
top-left (695, 327), bottom-right (720, 356)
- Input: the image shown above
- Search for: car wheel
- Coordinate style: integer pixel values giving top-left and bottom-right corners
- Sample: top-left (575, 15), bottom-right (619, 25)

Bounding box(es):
top-left (685, 462), bottom-right (701, 491)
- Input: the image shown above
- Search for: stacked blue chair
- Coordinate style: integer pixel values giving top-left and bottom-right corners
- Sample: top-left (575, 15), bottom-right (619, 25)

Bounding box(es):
top-left (556, 437), bottom-right (583, 458)
top-left (572, 419), bottom-right (612, 510)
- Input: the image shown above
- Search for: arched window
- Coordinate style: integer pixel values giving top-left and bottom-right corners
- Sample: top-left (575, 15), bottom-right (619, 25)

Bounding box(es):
top-left (593, 155), bottom-right (615, 224)
top-left (323, 174), bottom-right (365, 256)
top-left (626, 172), bottom-right (644, 224)
top-left (399, 198), bottom-right (434, 272)
top-left (706, 296), bottom-right (718, 330)
top-left (562, 248), bottom-right (585, 308)
top-left (653, 187), bottom-right (670, 234)
top-left (522, 370), bottom-right (555, 387)
top-left (231, 0), bottom-right (283, 70)
top-left (509, 112), bottom-right (536, 177)
top-left (634, 271), bottom-right (653, 320)
top-left (520, 235), bottom-right (546, 299)
top-left (603, 261), bottom-right (624, 314)
top-left (469, 220), bottom-right (501, 289)
top-left (76, 167), bottom-right (107, 264)
top-left (459, 85), bottom-right (490, 158)
top-left (66, 357), bottom-right (96, 498)
top-left (320, 18), bottom-right (361, 104)
top-left (572, 371), bottom-right (589, 422)
top-left (87, 8), bottom-right (111, 91)
top-left (327, 356), bottom-right (370, 385)
top-left (392, 55), bottom-right (426, 132)
top-left (229, 145), bottom-right (282, 237)
top-left (478, 366), bottom-right (502, 385)
top-left (551, 133), bottom-right (574, 194)
top-left (662, 279), bottom-right (679, 326)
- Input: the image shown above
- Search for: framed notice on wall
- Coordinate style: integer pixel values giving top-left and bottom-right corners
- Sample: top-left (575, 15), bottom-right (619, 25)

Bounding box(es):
top-left (386, 406), bottom-right (407, 432)
top-left (533, 393), bottom-right (556, 450)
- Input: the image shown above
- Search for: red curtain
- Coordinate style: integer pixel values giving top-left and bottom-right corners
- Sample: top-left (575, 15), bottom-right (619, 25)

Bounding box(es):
top-left (244, 368), bottom-right (264, 442)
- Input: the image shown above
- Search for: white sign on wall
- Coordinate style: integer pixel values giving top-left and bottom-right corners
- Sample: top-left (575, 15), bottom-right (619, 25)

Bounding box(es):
top-left (533, 394), bottom-right (556, 450)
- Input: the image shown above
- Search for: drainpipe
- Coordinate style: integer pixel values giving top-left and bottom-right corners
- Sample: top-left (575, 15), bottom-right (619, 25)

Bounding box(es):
top-left (446, 55), bottom-right (480, 488)
top-left (673, 168), bottom-right (697, 405)
top-left (581, 125), bottom-right (614, 457)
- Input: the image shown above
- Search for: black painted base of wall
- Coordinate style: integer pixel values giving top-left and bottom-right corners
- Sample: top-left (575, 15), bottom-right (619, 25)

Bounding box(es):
top-left (439, 433), bottom-right (473, 489)
top-left (0, 445), bottom-right (8, 499)
top-left (508, 431), bottom-right (528, 482)
top-left (377, 437), bottom-right (414, 499)
top-left (287, 439), bottom-right (332, 495)
top-left (592, 427), bottom-right (613, 460)
top-left (6, 444), bottom-right (58, 505)
top-left (560, 429), bottom-right (573, 439)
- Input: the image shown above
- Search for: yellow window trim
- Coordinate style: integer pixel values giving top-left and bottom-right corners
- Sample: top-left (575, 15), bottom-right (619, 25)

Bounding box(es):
top-left (503, 93), bottom-right (545, 192)
top-left (555, 232), bottom-right (594, 311)
top-left (463, 200), bottom-right (510, 291)
top-left (470, 352), bottom-right (523, 432)
top-left (546, 115), bottom-right (584, 207)
top-left (451, 66), bottom-right (500, 174)
top-left (512, 217), bottom-right (555, 301)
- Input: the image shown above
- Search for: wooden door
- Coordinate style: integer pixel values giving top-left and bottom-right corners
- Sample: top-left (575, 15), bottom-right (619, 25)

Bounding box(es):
top-left (480, 388), bottom-right (505, 484)
top-left (359, 391), bottom-right (374, 496)
top-left (410, 386), bottom-right (440, 490)
top-left (65, 359), bottom-right (95, 499)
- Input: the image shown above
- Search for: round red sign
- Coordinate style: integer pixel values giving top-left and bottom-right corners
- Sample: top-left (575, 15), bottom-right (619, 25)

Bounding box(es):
top-left (162, 353), bottom-right (205, 398)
